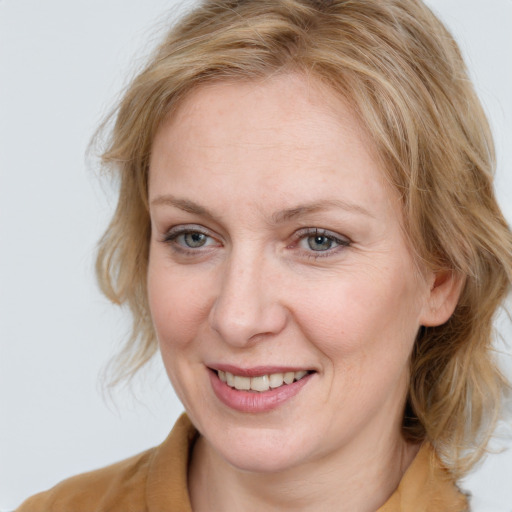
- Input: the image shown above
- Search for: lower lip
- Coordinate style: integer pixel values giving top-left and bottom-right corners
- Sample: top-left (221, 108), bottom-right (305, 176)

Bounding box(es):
top-left (209, 370), bottom-right (313, 413)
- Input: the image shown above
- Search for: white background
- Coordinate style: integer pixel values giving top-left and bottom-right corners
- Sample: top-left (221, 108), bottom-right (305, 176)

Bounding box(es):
top-left (0, 1), bottom-right (511, 510)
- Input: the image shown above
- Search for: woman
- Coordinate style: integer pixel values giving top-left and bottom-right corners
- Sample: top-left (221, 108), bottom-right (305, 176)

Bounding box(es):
top-left (16, 0), bottom-right (511, 510)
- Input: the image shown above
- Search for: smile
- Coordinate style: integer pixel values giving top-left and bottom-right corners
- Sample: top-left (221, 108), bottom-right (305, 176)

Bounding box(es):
top-left (217, 370), bottom-right (312, 392)
top-left (209, 367), bottom-right (315, 412)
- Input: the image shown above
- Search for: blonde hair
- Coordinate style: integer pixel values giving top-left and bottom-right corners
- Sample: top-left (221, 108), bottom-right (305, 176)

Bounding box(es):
top-left (96, 0), bottom-right (512, 476)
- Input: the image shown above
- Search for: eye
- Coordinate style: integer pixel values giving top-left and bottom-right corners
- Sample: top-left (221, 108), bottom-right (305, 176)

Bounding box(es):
top-left (180, 232), bottom-right (209, 248)
top-left (293, 228), bottom-right (350, 256)
top-left (306, 234), bottom-right (337, 251)
top-left (162, 226), bottom-right (219, 251)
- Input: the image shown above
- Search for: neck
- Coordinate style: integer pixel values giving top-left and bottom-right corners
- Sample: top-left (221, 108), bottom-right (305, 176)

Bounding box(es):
top-left (188, 424), bottom-right (419, 512)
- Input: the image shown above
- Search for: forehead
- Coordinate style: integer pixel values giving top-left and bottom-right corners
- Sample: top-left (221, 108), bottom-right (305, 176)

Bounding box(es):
top-left (158, 74), bottom-right (370, 157)
top-left (149, 73), bottom-right (396, 218)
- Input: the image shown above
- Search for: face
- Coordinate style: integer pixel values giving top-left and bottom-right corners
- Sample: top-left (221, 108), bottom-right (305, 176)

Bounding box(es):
top-left (147, 74), bottom-right (434, 473)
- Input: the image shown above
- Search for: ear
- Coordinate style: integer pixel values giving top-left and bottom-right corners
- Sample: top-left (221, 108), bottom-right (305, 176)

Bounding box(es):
top-left (420, 270), bottom-right (465, 327)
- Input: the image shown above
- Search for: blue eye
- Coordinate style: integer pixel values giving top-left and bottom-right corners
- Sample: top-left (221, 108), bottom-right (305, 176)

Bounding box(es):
top-left (295, 229), bottom-right (350, 255)
top-left (180, 232), bottom-right (209, 248)
top-left (307, 234), bottom-right (336, 251)
top-left (163, 227), bottom-right (217, 251)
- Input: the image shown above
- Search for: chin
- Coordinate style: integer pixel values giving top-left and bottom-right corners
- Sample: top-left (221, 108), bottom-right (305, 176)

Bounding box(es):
top-left (223, 447), bottom-right (304, 474)
top-left (209, 425), bottom-right (318, 474)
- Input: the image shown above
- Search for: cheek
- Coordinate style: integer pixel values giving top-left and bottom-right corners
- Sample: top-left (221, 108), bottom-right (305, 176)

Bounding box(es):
top-left (147, 253), bottom-right (215, 407)
top-left (296, 266), bottom-right (424, 366)
top-left (298, 272), bottom-right (423, 418)
top-left (147, 253), bottom-right (214, 349)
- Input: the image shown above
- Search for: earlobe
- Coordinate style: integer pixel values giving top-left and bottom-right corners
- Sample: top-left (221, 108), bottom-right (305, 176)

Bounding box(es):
top-left (420, 270), bottom-right (465, 327)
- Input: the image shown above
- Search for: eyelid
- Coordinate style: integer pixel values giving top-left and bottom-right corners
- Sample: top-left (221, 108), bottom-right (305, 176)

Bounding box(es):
top-left (161, 224), bottom-right (221, 252)
top-left (293, 227), bottom-right (351, 244)
top-left (162, 224), bottom-right (212, 242)
top-left (291, 227), bottom-right (351, 257)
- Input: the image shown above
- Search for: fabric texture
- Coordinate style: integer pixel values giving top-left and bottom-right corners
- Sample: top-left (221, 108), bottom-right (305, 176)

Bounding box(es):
top-left (16, 413), bottom-right (468, 512)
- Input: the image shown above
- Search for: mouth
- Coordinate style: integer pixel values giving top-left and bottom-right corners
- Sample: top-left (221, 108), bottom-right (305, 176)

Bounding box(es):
top-left (208, 366), bottom-right (316, 412)
top-left (213, 369), bottom-right (314, 392)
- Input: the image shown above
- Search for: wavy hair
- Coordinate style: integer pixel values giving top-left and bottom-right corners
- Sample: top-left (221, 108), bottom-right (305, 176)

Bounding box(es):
top-left (95, 0), bottom-right (512, 477)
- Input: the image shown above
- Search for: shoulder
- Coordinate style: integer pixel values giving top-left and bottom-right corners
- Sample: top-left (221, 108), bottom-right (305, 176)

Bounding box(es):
top-left (16, 413), bottom-right (197, 512)
top-left (15, 448), bottom-right (156, 512)
top-left (378, 443), bottom-right (469, 512)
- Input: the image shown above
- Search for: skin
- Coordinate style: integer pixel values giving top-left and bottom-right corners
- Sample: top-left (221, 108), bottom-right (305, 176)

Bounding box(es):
top-left (147, 73), bottom-right (462, 512)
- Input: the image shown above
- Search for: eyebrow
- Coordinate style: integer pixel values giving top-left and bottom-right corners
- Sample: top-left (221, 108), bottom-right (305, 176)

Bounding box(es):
top-left (150, 194), bottom-right (374, 222)
top-left (151, 195), bottom-right (213, 217)
top-left (270, 200), bottom-right (375, 223)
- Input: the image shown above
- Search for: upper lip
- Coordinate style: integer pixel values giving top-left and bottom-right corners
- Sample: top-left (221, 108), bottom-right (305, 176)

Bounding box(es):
top-left (208, 364), bottom-right (315, 377)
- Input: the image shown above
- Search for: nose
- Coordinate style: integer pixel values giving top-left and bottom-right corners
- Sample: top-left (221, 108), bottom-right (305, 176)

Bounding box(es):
top-left (208, 248), bottom-right (288, 347)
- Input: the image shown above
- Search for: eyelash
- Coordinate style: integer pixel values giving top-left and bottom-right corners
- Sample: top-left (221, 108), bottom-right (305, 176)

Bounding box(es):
top-left (291, 228), bottom-right (351, 259)
top-left (161, 226), bottom-right (351, 259)
top-left (162, 226), bottom-right (218, 255)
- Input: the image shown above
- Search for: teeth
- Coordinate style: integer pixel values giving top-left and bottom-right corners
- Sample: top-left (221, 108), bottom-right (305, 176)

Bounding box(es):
top-left (220, 370), bottom-right (310, 392)
top-left (251, 375), bottom-right (270, 392)
top-left (283, 371), bottom-right (295, 384)
top-left (234, 375), bottom-right (251, 390)
top-left (269, 373), bottom-right (284, 388)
